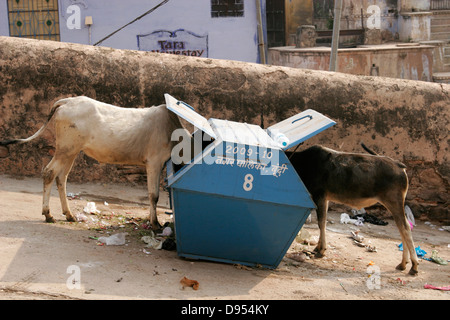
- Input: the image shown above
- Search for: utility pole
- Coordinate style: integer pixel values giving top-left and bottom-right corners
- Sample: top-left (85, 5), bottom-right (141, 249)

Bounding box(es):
top-left (329, 0), bottom-right (343, 71)
top-left (255, 0), bottom-right (266, 64)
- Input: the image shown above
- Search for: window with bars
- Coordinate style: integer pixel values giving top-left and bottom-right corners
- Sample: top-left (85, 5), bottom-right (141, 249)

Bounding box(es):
top-left (211, 0), bottom-right (244, 18)
top-left (431, 0), bottom-right (450, 10)
top-left (7, 0), bottom-right (60, 41)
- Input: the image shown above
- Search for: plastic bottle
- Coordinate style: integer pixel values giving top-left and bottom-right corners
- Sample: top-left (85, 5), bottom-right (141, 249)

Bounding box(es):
top-left (271, 130), bottom-right (290, 148)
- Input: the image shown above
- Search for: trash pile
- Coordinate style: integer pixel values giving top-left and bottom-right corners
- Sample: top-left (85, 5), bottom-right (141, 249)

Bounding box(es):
top-left (351, 230), bottom-right (377, 252)
top-left (73, 201), bottom-right (107, 225)
top-left (285, 227), bottom-right (317, 262)
top-left (340, 208), bottom-right (389, 227)
top-left (339, 205), bottom-right (418, 229)
top-left (71, 198), bottom-right (177, 252)
top-left (339, 205), bottom-right (448, 267)
top-left (88, 219), bottom-right (176, 252)
top-left (286, 205), bottom-right (449, 293)
top-left (398, 244), bottom-right (448, 266)
top-left (141, 223), bottom-right (176, 251)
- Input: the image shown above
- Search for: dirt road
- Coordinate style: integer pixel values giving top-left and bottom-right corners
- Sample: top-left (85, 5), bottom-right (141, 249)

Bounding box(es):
top-left (0, 174), bottom-right (448, 300)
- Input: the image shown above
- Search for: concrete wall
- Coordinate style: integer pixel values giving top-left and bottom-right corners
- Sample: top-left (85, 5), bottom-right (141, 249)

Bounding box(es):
top-left (268, 44), bottom-right (434, 81)
top-left (400, 0), bottom-right (430, 12)
top-left (0, 0), bottom-right (264, 63)
top-left (0, 37), bottom-right (448, 221)
top-left (399, 12), bottom-right (432, 42)
top-left (312, 0), bottom-right (399, 42)
top-left (310, 0), bottom-right (431, 44)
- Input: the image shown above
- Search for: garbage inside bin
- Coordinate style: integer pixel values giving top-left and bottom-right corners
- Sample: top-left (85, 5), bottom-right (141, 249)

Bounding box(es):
top-left (164, 94), bottom-right (336, 268)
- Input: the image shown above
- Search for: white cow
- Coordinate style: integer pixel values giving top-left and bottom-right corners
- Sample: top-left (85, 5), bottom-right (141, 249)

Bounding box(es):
top-left (0, 96), bottom-right (188, 229)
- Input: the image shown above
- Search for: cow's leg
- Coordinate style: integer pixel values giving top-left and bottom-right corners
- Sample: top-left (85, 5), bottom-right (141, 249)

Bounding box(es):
top-left (383, 199), bottom-right (419, 275)
top-left (314, 197), bottom-right (328, 258)
top-left (42, 157), bottom-right (60, 223)
top-left (145, 160), bottom-right (165, 230)
top-left (42, 152), bottom-right (78, 223)
top-left (55, 155), bottom-right (77, 222)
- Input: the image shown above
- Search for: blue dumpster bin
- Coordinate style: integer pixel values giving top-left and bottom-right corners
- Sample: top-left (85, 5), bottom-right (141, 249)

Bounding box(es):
top-left (165, 94), bottom-right (336, 269)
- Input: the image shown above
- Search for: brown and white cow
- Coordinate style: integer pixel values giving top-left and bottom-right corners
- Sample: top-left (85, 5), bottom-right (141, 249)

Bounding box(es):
top-left (287, 144), bottom-right (419, 275)
top-left (1, 96), bottom-right (189, 229)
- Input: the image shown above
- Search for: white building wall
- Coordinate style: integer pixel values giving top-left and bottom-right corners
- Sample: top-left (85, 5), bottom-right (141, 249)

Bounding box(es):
top-left (0, 0), bottom-right (263, 63)
top-left (0, 1), bottom-right (9, 36)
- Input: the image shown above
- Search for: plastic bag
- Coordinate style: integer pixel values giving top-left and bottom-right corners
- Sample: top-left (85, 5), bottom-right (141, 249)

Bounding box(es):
top-left (141, 234), bottom-right (162, 250)
top-left (98, 232), bottom-right (128, 245)
top-left (295, 227), bottom-right (311, 243)
top-left (405, 205), bottom-right (415, 230)
top-left (74, 212), bottom-right (88, 222)
top-left (157, 226), bottom-right (173, 237)
top-left (398, 243), bottom-right (427, 257)
top-left (430, 250), bottom-right (448, 265)
top-left (83, 202), bottom-right (100, 214)
top-left (424, 284), bottom-right (450, 291)
top-left (340, 213), bottom-right (363, 225)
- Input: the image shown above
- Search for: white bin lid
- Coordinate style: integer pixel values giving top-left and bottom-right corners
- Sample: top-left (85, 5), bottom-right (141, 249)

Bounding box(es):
top-left (165, 94), bottom-right (216, 139)
top-left (267, 109), bottom-right (336, 150)
top-left (166, 94), bottom-right (336, 149)
top-left (209, 118), bottom-right (279, 148)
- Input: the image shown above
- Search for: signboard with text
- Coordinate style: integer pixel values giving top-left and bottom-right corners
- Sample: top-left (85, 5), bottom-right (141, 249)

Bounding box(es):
top-left (137, 29), bottom-right (208, 57)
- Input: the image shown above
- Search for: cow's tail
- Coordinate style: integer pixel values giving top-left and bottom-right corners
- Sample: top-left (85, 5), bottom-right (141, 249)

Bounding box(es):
top-left (361, 142), bottom-right (406, 169)
top-left (361, 142), bottom-right (378, 155)
top-left (0, 99), bottom-right (68, 147)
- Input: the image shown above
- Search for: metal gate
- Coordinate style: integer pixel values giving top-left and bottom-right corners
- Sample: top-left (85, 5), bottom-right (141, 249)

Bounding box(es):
top-left (7, 0), bottom-right (60, 41)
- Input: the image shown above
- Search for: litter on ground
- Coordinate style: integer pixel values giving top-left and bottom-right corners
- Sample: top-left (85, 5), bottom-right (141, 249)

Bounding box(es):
top-left (83, 201), bottom-right (100, 214)
top-left (430, 250), bottom-right (448, 265)
top-left (141, 234), bottom-right (162, 250)
top-left (340, 209), bottom-right (389, 226)
top-left (340, 213), bottom-right (363, 226)
top-left (351, 231), bottom-right (377, 252)
top-left (424, 284), bottom-right (450, 291)
top-left (398, 243), bottom-right (427, 257)
top-left (141, 226), bottom-right (176, 251)
top-left (180, 277), bottom-right (199, 290)
top-left (398, 244), bottom-right (448, 265)
top-left (97, 232), bottom-right (128, 245)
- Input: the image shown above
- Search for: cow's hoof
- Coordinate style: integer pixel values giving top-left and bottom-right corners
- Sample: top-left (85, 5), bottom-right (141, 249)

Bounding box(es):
top-left (396, 263), bottom-right (406, 271)
top-left (66, 216), bottom-right (76, 222)
top-left (313, 246), bottom-right (326, 258)
top-left (408, 268), bottom-right (418, 276)
top-left (45, 216), bottom-right (56, 223)
top-left (314, 252), bottom-right (325, 258)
